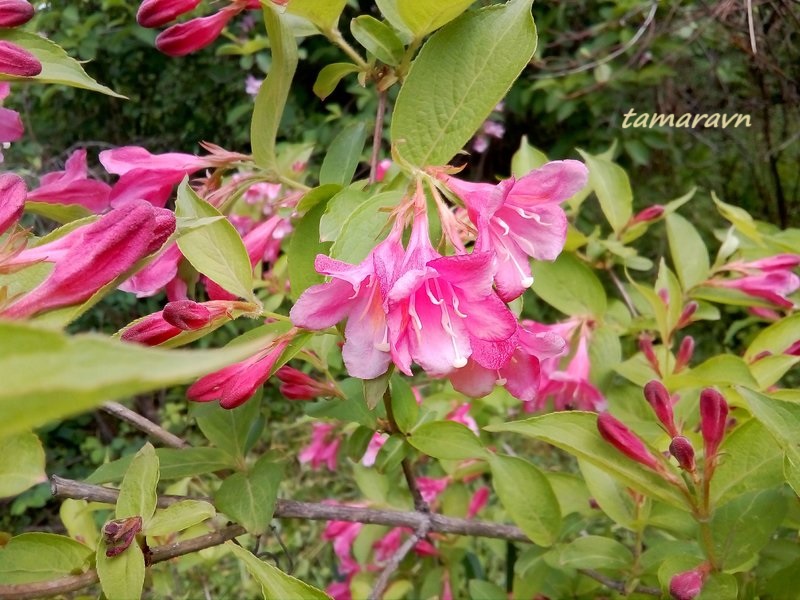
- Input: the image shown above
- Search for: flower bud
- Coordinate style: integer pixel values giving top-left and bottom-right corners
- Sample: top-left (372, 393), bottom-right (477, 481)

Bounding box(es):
top-left (677, 301), bottom-right (698, 329)
top-left (155, 6), bottom-right (240, 56)
top-left (103, 516), bottom-right (142, 557)
top-left (136, 0), bottom-right (201, 28)
top-left (643, 380), bottom-right (678, 437)
top-left (276, 366), bottom-right (335, 400)
top-left (631, 205), bottom-right (665, 225)
top-left (597, 412), bottom-right (661, 471)
top-left (674, 336), bottom-right (695, 373)
top-left (639, 334), bottom-right (661, 376)
top-left (669, 436), bottom-right (696, 471)
top-left (0, 0), bottom-right (34, 27)
top-left (700, 388), bottom-right (729, 460)
top-left (0, 173), bottom-right (25, 235)
top-left (669, 565), bottom-right (708, 600)
top-left (0, 41), bottom-right (42, 77)
top-left (163, 300), bottom-right (211, 330)
top-left (120, 312), bottom-right (181, 346)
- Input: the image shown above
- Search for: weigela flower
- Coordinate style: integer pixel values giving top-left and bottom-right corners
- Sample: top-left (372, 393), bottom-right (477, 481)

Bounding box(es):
top-left (597, 412), bottom-right (661, 471)
top-left (0, 0), bottom-right (34, 27)
top-left (669, 564), bottom-right (709, 600)
top-left (0, 83), bottom-right (24, 158)
top-left (699, 388), bottom-right (729, 460)
top-left (27, 149), bottom-right (112, 212)
top-left (155, 3), bottom-right (243, 56)
top-left (0, 172), bottom-right (25, 235)
top-left (438, 161), bottom-right (588, 302)
top-left (712, 254), bottom-right (800, 308)
top-left (276, 366), bottom-right (338, 400)
top-left (299, 422), bottom-right (341, 471)
top-left (137, 0), bottom-right (200, 28)
top-left (643, 380), bottom-right (678, 437)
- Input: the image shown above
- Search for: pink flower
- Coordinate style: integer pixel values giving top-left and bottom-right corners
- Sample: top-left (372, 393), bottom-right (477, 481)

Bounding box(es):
top-left (0, 83), bottom-right (23, 157)
top-left (245, 75), bottom-right (263, 97)
top-left (439, 161), bottom-right (588, 301)
top-left (137, 0), bottom-right (201, 28)
top-left (699, 388), bottom-right (728, 460)
top-left (669, 565), bottom-right (709, 600)
top-left (416, 476), bottom-right (449, 504)
top-left (467, 486), bottom-right (490, 518)
top-left (276, 366), bottom-right (337, 400)
top-left (0, 0), bottom-right (34, 27)
top-left (155, 4), bottom-right (242, 56)
top-left (119, 243), bottom-right (182, 298)
top-left (100, 145), bottom-right (212, 176)
top-left (361, 432), bottom-right (388, 467)
top-left (0, 40), bottom-right (41, 77)
top-left (1, 201), bottom-right (175, 319)
top-left (643, 380), bottom-right (678, 437)
top-left (668, 436), bottom-right (696, 472)
top-left (299, 422), bottom-right (341, 471)
top-left (186, 338), bottom-right (289, 409)
top-left (713, 254), bottom-right (800, 308)
top-left (323, 517), bottom-right (363, 576)
top-left (446, 403), bottom-right (479, 435)
top-left (597, 413), bottom-right (661, 471)
top-left (375, 159), bottom-right (392, 182)
top-left (630, 205), bottom-right (665, 225)
top-left (537, 328), bottom-right (605, 412)
top-left (26, 149), bottom-right (112, 212)
top-left (0, 172), bottom-right (25, 235)
top-left (387, 210), bottom-right (517, 377)
top-left (290, 223), bottom-right (404, 380)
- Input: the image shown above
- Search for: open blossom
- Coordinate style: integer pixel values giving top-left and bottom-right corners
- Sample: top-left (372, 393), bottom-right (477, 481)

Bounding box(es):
top-left (290, 223), bottom-right (404, 380)
top-left (711, 254), bottom-right (800, 308)
top-left (187, 338), bottom-right (289, 409)
top-left (1, 201), bottom-right (175, 319)
top-left (26, 149), bottom-right (112, 212)
top-left (361, 432), bottom-right (388, 467)
top-left (0, 83), bottom-right (24, 160)
top-left (387, 210), bottom-right (517, 377)
top-left (299, 422), bottom-right (341, 471)
top-left (439, 161), bottom-right (588, 302)
top-left (119, 243), bottom-right (182, 298)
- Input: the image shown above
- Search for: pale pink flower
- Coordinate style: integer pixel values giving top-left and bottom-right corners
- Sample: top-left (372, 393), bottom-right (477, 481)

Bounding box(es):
top-left (439, 161), bottom-right (588, 301)
top-left (27, 149), bottom-right (111, 212)
top-left (323, 517), bottom-right (363, 576)
top-left (445, 403), bottom-right (479, 435)
top-left (299, 422), bottom-right (341, 471)
top-left (375, 159), bottom-right (392, 182)
top-left (245, 75), bottom-right (263, 97)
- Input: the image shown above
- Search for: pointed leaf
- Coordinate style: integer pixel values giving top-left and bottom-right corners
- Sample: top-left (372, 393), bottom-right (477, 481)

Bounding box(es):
top-left (214, 457), bottom-right (284, 535)
top-left (329, 191), bottom-right (402, 264)
top-left (313, 62), bottom-right (360, 100)
top-left (146, 500), bottom-right (216, 537)
top-left (117, 443), bottom-right (159, 521)
top-left (96, 538), bottom-right (145, 600)
top-left (577, 149), bottom-right (632, 233)
top-left (397, 0), bottom-right (476, 39)
top-left (0, 533), bottom-right (92, 584)
top-left (531, 252), bottom-right (606, 318)
top-left (192, 398), bottom-right (263, 461)
top-left (351, 16), bottom-right (405, 66)
top-left (320, 122), bottom-right (368, 187)
top-left (665, 213), bottom-right (710, 289)
top-left (0, 431), bottom-right (46, 498)
top-left (408, 421), bottom-right (487, 460)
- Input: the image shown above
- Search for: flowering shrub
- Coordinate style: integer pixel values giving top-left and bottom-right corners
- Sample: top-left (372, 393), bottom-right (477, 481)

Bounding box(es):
top-left (1, 1), bottom-right (799, 599)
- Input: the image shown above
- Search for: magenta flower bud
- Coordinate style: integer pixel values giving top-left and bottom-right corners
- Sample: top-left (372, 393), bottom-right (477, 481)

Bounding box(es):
top-left (677, 301), bottom-right (698, 329)
top-left (700, 388), bottom-right (729, 459)
top-left (136, 0), bottom-right (201, 28)
top-left (639, 334), bottom-right (661, 376)
top-left (669, 565), bottom-right (708, 600)
top-left (643, 380), bottom-right (678, 437)
top-left (631, 205), bottom-right (665, 225)
top-left (120, 311), bottom-right (181, 346)
top-left (674, 336), bottom-right (695, 373)
top-left (0, 0), bottom-right (34, 27)
top-left (597, 412), bottom-right (661, 471)
top-left (163, 300), bottom-right (211, 330)
top-left (0, 41), bottom-right (42, 77)
top-left (669, 436), bottom-right (696, 471)
top-left (0, 173), bottom-right (25, 235)
top-left (155, 6), bottom-right (240, 57)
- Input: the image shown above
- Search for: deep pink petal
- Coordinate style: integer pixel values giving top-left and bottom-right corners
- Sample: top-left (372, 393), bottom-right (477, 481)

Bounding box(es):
top-left (290, 278), bottom-right (360, 330)
top-left (155, 6), bottom-right (240, 57)
top-left (109, 168), bottom-right (185, 208)
top-left (427, 251), bottom-right (496, 299)
top-left (506, 160), bottom-right (589, 207)
top-left (449, 359), bottom-right (497, 398)
top-left (0, 172), bottom-right (26, 235)
top-left (99, 146), bottom-right (209, 175)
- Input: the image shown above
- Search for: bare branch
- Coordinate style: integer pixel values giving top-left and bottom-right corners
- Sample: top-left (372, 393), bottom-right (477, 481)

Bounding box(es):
top-left (101, 401), bottom-right (189, 449)
top-left (369, 90), bottom-right (388, 185)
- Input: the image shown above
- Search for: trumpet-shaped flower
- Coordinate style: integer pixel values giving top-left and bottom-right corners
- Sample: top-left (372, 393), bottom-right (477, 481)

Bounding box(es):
top-left (712, 254), bottom-right (800, 308)
top-left (439, 161), bottom-right (588, 301)
top-left (0, 83), bottom-right (23, 156)
top-left (299, 422), bottom-right (341, 471)
top-left (27, 149), bottom-right (111, 212)
top-left (155, 4), bottom-right (241, 56)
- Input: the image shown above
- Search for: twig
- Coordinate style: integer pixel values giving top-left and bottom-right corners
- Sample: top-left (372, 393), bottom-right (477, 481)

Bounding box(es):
top-left (383, 388), bottom-right (430, 513)
top-left (608, 269), bottom-right (639, 317)
top-left (579, 569), bottom-right (661, 597)
top-left (101, 401), bottom-right (189, 449)
top-left (369, 90), bottom-right (388, 185)
top-left (368, 520), bottom-right (431, 600)
top-left (746, 0), bottom-right (757, 54)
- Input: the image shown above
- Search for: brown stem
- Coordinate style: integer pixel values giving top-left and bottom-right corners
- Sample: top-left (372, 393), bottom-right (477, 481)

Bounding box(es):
top-left (608, 268), bottom-right (638, 317)
top-left (579, 569), bottom-right (661, 597)
top-left (101, 401), bottom-right (189, 449)
top-left (368, 520), bottom-right (431, 600)
top-left (369, 90), bottom-right (388, 185)
top-left (383, 389), bottom-right (429, 513)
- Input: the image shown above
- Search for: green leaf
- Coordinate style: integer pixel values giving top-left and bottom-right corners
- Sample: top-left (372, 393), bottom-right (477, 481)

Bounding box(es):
top-left (193, 398), bottom-right (263, 461)
top-left (744, 313), bottom-right (800, 361)
top-left (375, 434), bottom-right (408, 473)
top-left (392, 0), bottom-right (536, 167)
top-left (486, 412), bottom-right (687, 508)
top-left (576, 149), bottom-right (632, 233)
top-left (0, 533), bottom-right (92, 584)
top-left (390, 374), bottom-right (419, 434)
top-left (296, 183), bottom-right (343, 214)
top-left (749, 355), bottom-right (800, 390)
top-left (23, 201), bottom-right (93, 223)
top-left (578, 459), bottom-right (637, 529)
top-left (288, 196), bottom-right (332, 300)
top-left (117, 443), bottom-right (159, 521)
top-left (363, 369), bottom-right (391, 411)
top-left (0, 322), bottom-right (272, 440)
top-left (698, 573), bottom-right (738, 600)
top-left (285, 0), bottom-right (347, 30)
top-left (408, 421), bottom-right (487, 460)
top-left (511, 135), bottom-right (548, 177)
top-left (710, 488), bottom-right (787, 572)
top-left (531, 252), bottom-right (606, 318)
top-left (59, 499), bottom-right (99, 550)
top-left (214, 457), bottom-right (284, 535)
top-left (737, 387), bottom-right (800, 447)
top-left (252, 5), bottom-right (298, 171)
top-left (313, 62), bottom-right (360, 100)
top-left (665, 213), bottom-right (710, 289)
top-left (710, 419), bottom-right (783, 507)
top-left (227, 542), bottom-right (332, 599)
top-left (351, 16), bottom-right (405, 66)
top-left (320, 188), bottom-right (370, 242)
top-left (556, 536), bottom-right (633, 570)
top-left (329, 191), bottom-right (401, 264)
top-left (0, 431), bottom-right (46, 498)
top-left (319, 122), bottom-right (368, 187)
top-left (397, 0), bottom-right (476, 39)
top-left (468, 580), bottom-right (506, 600)
top-left (0, 30), bottom-right (123, 97)
top-left (784, 445), bottom-right (800, 497)
top-left (667, 355), bottom-right (757, 389)
top-left (488, 454), bottom-right (561, 546)
top-left (712, 192), bottom-right (763, 244)
top-left (305, 378), bottom-right (377, 428)
top-left (96, 538), bottom-right (145, 600)
top-left (87, 447), bottom-right (235, 484)
top-left (146, 500), bottom-right (216, 537)
top-left (175, 179), bottom-right (255, 301)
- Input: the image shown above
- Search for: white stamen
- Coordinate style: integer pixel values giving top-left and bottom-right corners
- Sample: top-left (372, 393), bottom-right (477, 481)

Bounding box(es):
top-left (496, 218), bottom-right (510, 236)
top-left (514, 207), bottom-right (550, 226)
top-left (452, 295), bottom-right (468, 318)
top-left (374, 324), bottom-right (390, 352)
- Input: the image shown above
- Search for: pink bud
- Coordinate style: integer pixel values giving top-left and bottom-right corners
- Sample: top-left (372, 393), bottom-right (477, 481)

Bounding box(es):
top-left (155, 5), bottom-right (240, 56)
top-left (0, 0), bottom-right (33, 27)
top-left (677, 301), bottom-right (698, 329)
top-left (136, 0), bottom-right (201, 28)
top-left (163, 300), bottom-right (211, 330)
top-left (631, 205), bottom-right (665, 225)
top-left (276, 366), bottom-right (331, 400)
top-left (597, 413), bottom-right (661, 471)
top-left (0, 173), bottom-right (25, 235)
top-left (0, 41), bottom-right (42, 77)
top-left (643, 380), bottom-right (678, 437)
top-left (120, 311), bottom-right (181, 346)
top-left (700, 388), bottom-right (729, 460)
top-left (674, 336), bottom-right (695, 373)
top-left (669, 565), bottom-right (708, 600)
top-left (467, 486), bottom-right (490, 518)
top-left (639, 334), bottom-right (661, 376)
top-left (669, 436), bottom-right (696, 471)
